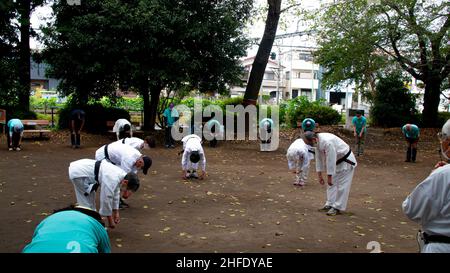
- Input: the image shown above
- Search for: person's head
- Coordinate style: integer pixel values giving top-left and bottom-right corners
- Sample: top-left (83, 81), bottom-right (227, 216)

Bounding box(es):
top-left (144, 136), bottom-right (156, 148)
top-left (302, 118), bottom-right (316, 132)
top-left (122, 124), bottom-right (131, 132)
top-left (356, 110), bottom-right (363, 118)
top-left (135, 155), bottom-right (152, 175)
top-left (13, 124), bottom-right (23, 133)
top-left (190, 151), bottom-right (200, 163)
top-left (303, 131), bottom-right (318, 146)
top-left (120, 173), bottom-right (140, 199)
top-left (439, 119), bottom-right (450, 160)
top-left (169, 103), bottom-right (174, 110)
top-left (405, 124), bottom-right (412, 131)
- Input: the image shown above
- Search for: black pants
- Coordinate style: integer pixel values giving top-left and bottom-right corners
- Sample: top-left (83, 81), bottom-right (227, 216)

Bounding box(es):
top-left (165, 126), bottom-right (174, 146)
top-left (6, 130), bottom-right (21, 149)
top-left (71, 120), bottom-right (82, 146)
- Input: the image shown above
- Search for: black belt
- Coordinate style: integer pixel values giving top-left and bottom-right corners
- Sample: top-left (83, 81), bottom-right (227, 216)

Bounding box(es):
top-left (336, 149), bottom-right (356, 166)
top-left (84, 160), bottom-right (101, 196)
top-left (308, 149), bottom-right (315, 155)
top-left (104, 144), bottom-right (115, 164)
top-left (424, 232), bottom-right (450, 245)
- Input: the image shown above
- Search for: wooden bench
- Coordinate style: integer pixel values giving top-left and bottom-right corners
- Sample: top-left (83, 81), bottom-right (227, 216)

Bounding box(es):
top-left (22, 119), bottom-right (51, 138)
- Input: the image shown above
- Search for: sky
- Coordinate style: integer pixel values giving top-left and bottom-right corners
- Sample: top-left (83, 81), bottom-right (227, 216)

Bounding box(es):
top-left (30, 0), bottom-right (324, 54)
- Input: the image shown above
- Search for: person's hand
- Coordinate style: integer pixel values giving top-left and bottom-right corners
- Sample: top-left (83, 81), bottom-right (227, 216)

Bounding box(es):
top-left (113, 210), bottom-right (120, 224)
top-left (182, 171), bottom-right (188, 180)
top-left (199, 171), bottom-right (207, 180)
top-left (359, 132), bottom-right (363, 138)
top-left (353, 132), bottom-right (357, 137)
top-left (327, 175), bottom-right (333, 186)
top-left (434, 161), bottom-right (448, 169)
top-left (107, 216), bottom-right (116, 229)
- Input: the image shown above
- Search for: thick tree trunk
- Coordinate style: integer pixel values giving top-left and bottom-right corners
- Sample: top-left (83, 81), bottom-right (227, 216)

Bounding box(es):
top-left (148, 84), bottom-right (162, 132)
top-left (140, 78), bottom-right (150, 130)
top-left (243, 0), bottom-right (281, 106)
top-left (421, 76), bottom-right (442, 127)
top-left (18, 0), bottom-right (31, 111)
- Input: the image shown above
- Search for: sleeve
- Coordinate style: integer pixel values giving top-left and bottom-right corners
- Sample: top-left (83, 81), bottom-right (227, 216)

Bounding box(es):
top-left (315, 146), bottom-right (325, 173)
top-left (163, 109), bottom-right (168, 118)
top-left (172, 108), bottom-right (179, 118)
top-left (402, 172), bottom-right (447, 224)
top-left (94, 223), bottom-right (111, 253)
top-left (112, 183), bottom-right (120, 211)
top-left (352, 117), bottom-right (356, 126)
top-left (112, 121), bottom-right (119, 133)
top-left (120, 155), bottom-right (134, 173)
top-left (99, 184), bottom-right (115, 217)
top-left (182, 150), bottom-right (189, 171)
top-left (299, 150), bottom-right (308, 169)
top-left (325, 143), bottom-right (337, 176)
top-left (8, 121), bottom-right (13, 137)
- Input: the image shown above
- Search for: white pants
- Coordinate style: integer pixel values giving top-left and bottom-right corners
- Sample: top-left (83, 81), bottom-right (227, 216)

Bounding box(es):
top-left (324, 166), bottom-right (355, 211)
top-left (297, 164), bottom-right (310, 182)
top-left (186, 162), bottom-right (199, 172)
top-left (71, 177), bottom-right (96, 211)
top-left (422, 243), bottom-right (450, 253)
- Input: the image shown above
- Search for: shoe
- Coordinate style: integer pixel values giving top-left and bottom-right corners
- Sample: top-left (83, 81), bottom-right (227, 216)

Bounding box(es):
top-left (190, 171), bottom-right (199, 179)
top-left (170, 145), bottom-right (175, 149)
top-left (16, 147), bottom-right (21, 151)
top-left (326, 207), bottom-right (341, 216)
top-left (293, 180), bottom-right (305, 186)
top-left (318, 205), bottom-right (332, 212)
top-left (119, 198), bottom-right (130, 209)
top-left (8, 148), bottom-right (13, 151)
top-left (165, 145), bottom-right (170, 148)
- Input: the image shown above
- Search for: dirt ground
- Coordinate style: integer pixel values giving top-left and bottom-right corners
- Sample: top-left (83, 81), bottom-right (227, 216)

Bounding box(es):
top-left (0, 126), bottom-right (442, 253)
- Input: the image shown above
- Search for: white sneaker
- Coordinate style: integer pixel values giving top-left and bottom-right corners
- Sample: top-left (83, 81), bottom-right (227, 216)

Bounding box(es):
top-left (8, 148), bottom-right (13, 151)
top-left (16, 147), bottom-right (21, 151)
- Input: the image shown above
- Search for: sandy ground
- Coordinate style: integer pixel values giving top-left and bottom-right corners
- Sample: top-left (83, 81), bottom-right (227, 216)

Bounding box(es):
top-left (0, 127), bottom-right (442, 253)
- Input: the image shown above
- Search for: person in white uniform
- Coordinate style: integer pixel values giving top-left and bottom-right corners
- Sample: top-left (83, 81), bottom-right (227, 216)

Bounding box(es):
top-left (286, 138), bottom-right (313, 187)
top-left (68, 159), bottom-right (140, 229)
top-left (113, 119), bottom-right (133, 140)
top-left (303, 131), bottom-right (357, 216)
top-left (402, 119), bottom-right (450, 253)
top-left (259, 118), bottom-right (274, 152)
top-left (180, 134), bottom-right (206, 180)
top-left (95, 140), bottom-right (152, 175)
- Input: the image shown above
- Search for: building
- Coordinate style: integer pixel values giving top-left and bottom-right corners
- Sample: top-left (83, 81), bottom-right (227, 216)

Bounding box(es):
top-left (30, 59), bottom-right (60, 93)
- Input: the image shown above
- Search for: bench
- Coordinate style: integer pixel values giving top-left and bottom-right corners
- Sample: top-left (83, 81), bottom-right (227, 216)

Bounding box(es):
top-left (22, 120), bottom-right (51, 138)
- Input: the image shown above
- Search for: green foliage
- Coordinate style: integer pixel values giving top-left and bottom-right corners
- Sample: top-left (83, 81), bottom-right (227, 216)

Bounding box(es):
top-left (370, 73), bottom-right (418, 127)
top-left (58, 104), bottom-right (130, 133)
top-left (0, 106), bottom-right (37, 120)
top-left (99, 97), bottom-right (144, 111)
top-left (284, 96), bottom-right (340, 128)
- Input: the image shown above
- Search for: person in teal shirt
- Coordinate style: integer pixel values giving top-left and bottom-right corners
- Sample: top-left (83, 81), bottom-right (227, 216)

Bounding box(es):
top-left (402, 123), bottom-right (420, 162)
top-left (205, 113), bottom-right (223, 148)
top-left (352, 110), bottom-right (367, 156)
top-left (23, 205), bottom-right (111, 253)
top-left (302, 118), bottom-right (316, 132)
top-left (6, 118), bottom-right (24, 151)
top-left (163, 103), bottom-right (179, 148)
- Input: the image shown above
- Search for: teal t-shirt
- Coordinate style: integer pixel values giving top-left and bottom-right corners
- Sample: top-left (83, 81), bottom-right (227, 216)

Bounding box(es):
top-left (22, 210), bottom-right (111, 253)
top-left (402, 124), bottom-right (420, 139)
top-left (163, 108), bottom-right (179, 126)
top-left (352, 116), bottom-right (367, 134)
top-left (7, 119), bottom-right (24, 136)
top-left (260, 118), bottom-right (274, 129)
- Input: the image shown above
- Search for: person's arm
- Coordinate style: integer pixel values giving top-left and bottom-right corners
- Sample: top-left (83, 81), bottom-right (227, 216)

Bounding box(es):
top-left (352, 118), bottom-right (357, 136)
top-left (360, 120), bottom-right (366, 137)
top-left (99, 185), bottom-right (115, 228)
top-left (199, 153), bottom-right (207, 179)
top-left (78, 119), bottom-right (85, 133)
top-left (325, 143), bottom-right (337, 185)
top-left (181, 150), bottom-right (189, 179)
top-left (315, 145), bottom-right (325, 185)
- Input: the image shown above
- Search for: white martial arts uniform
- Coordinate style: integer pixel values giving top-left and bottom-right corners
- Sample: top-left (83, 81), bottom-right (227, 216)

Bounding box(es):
top-left (68, 159), bottom-right (126, 217)
top-left (113, 119), bottom-right (133, 140)
top-left (259, 118), bottom-right (274, 152)
top-left (119, 137), bottom-right (145, 151)
top-left (181, 134), bottom-right (206, 172)
top-left (286, 138), bottom-right (313, 183)
top-left (95, 141), bottom-right (141, 174)
top-left (402, 164), bottom-right (450, 253)
top-left (314, 133), bottom-right (357, 211)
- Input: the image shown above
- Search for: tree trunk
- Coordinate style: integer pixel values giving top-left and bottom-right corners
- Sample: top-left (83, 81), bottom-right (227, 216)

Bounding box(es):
top-left (148, 84), bottom-right (162, 132)
top-left (421, 76), bottom-right (442, 127)
top-left (18, 0), bottom-right (31, 111)
top-left (140, 78), bottom-right (150, 130)
top-left (243, 0), bottom-right (281, 106)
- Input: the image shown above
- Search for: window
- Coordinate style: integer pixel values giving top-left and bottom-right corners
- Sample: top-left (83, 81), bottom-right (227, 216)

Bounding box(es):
top-left (264, 72), bottom-right (275, 80)
top-left (285, 71), bottom-right (290, 80)
top-left (292, 89), bottom-right (299, 98)
top-left (301, 89), bottom-right (312, 100)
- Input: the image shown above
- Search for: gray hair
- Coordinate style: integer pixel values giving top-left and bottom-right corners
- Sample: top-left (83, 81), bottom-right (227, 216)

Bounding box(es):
top-left (442, 119), bottom-right (450, 139)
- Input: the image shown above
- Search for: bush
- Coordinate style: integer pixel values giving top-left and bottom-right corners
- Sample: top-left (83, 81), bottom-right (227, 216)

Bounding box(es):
top-left (0, 105), bottom-right (37, 120)
top-left (58, 103), bottom-right (130, 133)
top-left (284, 96), bottom-right (340, 128)
top-left (370, 73), bottom-right (418, 127)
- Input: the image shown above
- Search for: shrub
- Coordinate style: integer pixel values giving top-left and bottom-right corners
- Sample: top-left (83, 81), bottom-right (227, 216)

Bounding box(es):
top-left (58, 103), bottom-right (130, 133)
top-left (284, 96), bottom-right (340, 128)
top-left (370, 73), bottom-right (417, 127)
top-left (0, 105), bottom-right (37, 120)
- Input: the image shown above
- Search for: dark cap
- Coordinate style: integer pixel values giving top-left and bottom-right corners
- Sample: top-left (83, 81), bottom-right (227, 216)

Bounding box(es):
top-left (142, 156), bottom-right (152, 175)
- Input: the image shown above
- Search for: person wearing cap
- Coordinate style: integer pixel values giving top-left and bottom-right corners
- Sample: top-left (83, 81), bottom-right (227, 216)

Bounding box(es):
top-left (113, 118), bottom-right (133, 141)
top-left (303, 131), bottom-right (357, 216)
top-left (163, 103), bottom-right (179, 148)
top-left (286, 137), bottom-right (313, 186)
top-left (95, 140), bottom-right (152, 175)
top-left (70, 109), bottom-right (85, 149)
top-left (302, 118), bottom-right (316, 132)
top-left (95, 141), bottom-right (151, 209)
top-left (402, 123), bottom-right (420, 162)
top-left (68, 159), bottom-right (140, 229)
top-left (352, 110), bottom-right (367, 156)
top-left (6, 118), bottom-right (24, 151)
top-left (180, 134), bottom-right (206, 179)
top-left (23, 205), bottom-right (111, 253)
top-left (402, 119), bottom-right (450, 253)
top-left (260, 118), bottom-right (274, 151)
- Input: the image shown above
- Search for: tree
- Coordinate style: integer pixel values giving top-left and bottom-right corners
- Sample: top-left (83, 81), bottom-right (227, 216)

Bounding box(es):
top-left (313, 0), bottom-right (450, 126)
top-left (42, 0), bottom-right (252, 130)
